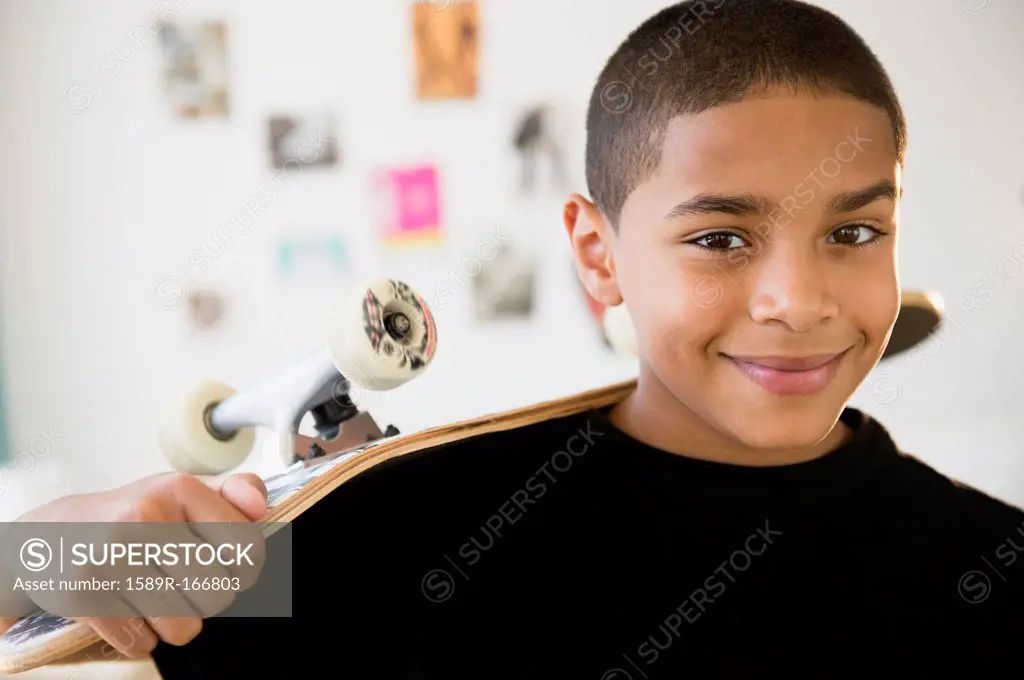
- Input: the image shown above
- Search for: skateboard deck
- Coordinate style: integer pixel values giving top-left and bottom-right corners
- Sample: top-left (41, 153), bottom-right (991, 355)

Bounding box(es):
top-left (0, 379), bottom-right (637, 674)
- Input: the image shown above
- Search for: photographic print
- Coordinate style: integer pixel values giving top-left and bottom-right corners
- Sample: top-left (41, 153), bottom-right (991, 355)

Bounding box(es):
top-left (277, 234), bottom-right (348, 278)
top-left (412, 0), bottom-right (479, 100)
top-left (157, 20), bottom-right (230, 118)
top-left (372, 163), bottom-right (443, 245)
top-left (512, 103), bottom-right (568, 195)
top-left (185, 288), bottom-right (226, 330)
top-left (472, 241), bottom-right (536, 322)
top-left (268, 113), bottom-right (339, 169)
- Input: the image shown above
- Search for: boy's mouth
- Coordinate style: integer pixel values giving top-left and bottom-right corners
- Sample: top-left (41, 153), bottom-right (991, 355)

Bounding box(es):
top-left (721, 349), bottom-right (851, 396)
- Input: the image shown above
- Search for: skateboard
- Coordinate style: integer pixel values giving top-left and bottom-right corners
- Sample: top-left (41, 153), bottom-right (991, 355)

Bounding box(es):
top-left (598, 289), bottom-right (945, 360)
top-left (0, 274), bottom-right (636, 675)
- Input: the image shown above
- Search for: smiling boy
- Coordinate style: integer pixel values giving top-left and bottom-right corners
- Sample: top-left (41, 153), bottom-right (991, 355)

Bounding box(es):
top-left (5, 0), bottom-right (1023, 678)
top-left (572, 91), bottom-right (898, 466)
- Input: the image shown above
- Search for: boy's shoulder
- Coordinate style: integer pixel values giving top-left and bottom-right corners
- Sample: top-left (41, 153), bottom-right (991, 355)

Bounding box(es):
top-left (304, 406), bottom-right (610, 554)
top-left (885, 452), bottom-right (1024, 611)
top-left (888, 446), bottom-right (1023, 514)
top-left (875, 439), bottom-right (1024, 546)
top-left (335, 406), bottom-right (605, 503)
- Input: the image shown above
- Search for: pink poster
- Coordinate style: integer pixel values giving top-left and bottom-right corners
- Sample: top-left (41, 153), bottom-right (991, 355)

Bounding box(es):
top-left (373, 163), bottom-right (443, 245)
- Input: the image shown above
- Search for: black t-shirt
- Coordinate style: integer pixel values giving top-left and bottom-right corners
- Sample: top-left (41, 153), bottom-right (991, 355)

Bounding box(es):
top-left (152, 405), bottom-right (1024, 678)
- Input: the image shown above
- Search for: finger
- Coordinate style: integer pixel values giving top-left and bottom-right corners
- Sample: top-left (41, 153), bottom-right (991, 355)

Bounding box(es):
top-left (155, 543), bottom-right (238, 619)
top-left (233, 472), bottom-right (268, 499)
top-left (144, 616), bottom-right (203, 647)
top-left (172, 476), bottom-right (252, 524)
top-left (205, 472), bottom-right (267, 499)
top-left (120, 562), bottom-right (201, 619)
top-left (179, 521), bottom-right (265, 596)
top-left (164, 479), bottom-right (266, 590)
top-left (0, 617), bottom-right (17, 635)
top-left (202, 473), bottom-right (268, 521)
top-left (156, 477), bottom-right (265, 600)
top-left (80, 616), bottom-right (158, 660)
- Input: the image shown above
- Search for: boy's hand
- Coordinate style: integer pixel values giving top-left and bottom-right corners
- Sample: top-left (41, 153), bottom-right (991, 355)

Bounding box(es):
top-left (0, 471), bottom-right (268, 659)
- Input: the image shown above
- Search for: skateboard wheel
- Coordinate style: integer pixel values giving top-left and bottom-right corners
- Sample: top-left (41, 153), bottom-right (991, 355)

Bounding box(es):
top-left (157, 381), bottom-right (256, 474)
top-left (603, 303), bottom-right (637, 357)
top-left (327, 278), bottom-right (438, 391)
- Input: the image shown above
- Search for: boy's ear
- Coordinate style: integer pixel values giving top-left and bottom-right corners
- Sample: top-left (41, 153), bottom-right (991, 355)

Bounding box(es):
top-left (563, 193), bottom-right (623, 307)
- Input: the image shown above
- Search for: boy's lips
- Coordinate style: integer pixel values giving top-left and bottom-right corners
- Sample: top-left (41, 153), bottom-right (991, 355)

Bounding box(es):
top-left (722, 349), bottom-right (851, 395)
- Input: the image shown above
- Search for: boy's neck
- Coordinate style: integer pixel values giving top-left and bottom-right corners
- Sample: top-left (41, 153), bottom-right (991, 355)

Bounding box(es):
top-left (607, 371), bottom-right (854, 468)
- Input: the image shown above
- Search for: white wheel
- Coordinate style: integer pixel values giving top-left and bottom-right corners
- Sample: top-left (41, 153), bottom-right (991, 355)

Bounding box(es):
top-left (603, 303), bottom-right (637, 357)
top-left (157, 381), bottom-right (256, 474)
top-left (326, 278), bottom-right (438, 391)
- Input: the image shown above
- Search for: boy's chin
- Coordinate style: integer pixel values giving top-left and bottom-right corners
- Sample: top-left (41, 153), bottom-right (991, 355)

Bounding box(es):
top-left (721, 408), bottom-right (847, 456)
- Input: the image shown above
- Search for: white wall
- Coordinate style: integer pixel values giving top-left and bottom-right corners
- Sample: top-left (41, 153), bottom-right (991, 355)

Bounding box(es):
top-left (1, 0), bottom-right (1022, 520)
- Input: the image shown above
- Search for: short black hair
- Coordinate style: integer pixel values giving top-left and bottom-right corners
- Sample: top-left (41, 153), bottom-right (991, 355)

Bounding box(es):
top-left (585, 0), bottom-right (907, 230)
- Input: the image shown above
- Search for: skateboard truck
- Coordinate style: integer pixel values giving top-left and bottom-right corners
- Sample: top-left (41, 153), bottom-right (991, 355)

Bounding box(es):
top-left (155, 278), bottom-right (437, 474)
top-left (296, 377), bottom-right (402, 464)
top-left (310, 393), bottom-right (401, 443)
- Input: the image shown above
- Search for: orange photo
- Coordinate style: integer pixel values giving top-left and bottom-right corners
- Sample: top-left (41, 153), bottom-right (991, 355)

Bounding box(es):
top-left (412, 0), bottom-right (479, 99)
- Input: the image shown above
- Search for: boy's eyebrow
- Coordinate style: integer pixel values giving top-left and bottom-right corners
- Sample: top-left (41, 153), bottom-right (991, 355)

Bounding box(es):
top-left (664, 179), bottom-right (900, 221)
top-left (664, 194), bottom-right (774, 220)
top-left (826, 180), bottom-right (899, 214)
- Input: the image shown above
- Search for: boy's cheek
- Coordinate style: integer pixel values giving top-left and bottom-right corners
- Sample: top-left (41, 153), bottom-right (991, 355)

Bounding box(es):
top-left (616, 248), bottom-right (737, 339)
top-left (636, 287), bottom-right (734, 355)
top-left (838, 272), bottom-right (899, 339)
top-left (689, 273), bottom-right (727, 310)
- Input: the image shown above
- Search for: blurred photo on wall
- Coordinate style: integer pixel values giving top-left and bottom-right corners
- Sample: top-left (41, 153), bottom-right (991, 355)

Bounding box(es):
top-left (158, 19), bottom-right (230, 118)
top-left (472, 241), bottom-right (536, 322)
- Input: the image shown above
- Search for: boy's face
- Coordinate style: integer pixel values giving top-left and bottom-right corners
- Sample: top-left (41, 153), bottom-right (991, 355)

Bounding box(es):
top-left (566, 90), bottom-right (901, 451)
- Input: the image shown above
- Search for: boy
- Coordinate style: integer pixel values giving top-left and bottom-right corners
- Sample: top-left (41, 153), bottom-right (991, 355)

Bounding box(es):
top-left (5, 0), bottom-right (1024, 676)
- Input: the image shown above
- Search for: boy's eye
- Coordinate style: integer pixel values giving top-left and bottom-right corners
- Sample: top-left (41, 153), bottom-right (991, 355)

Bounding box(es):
top-left (829, 224), bottom-right (879, 246)
top-left (691, 232), bottom-right (747, 250)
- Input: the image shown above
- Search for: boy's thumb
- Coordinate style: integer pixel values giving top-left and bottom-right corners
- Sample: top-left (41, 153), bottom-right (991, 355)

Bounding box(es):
top-left (201, 473), bottom-right (268, 520)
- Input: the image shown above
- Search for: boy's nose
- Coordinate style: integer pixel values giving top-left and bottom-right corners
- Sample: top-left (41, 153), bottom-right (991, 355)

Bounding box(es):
top-left (747, 249), bottom-right (839, 332)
